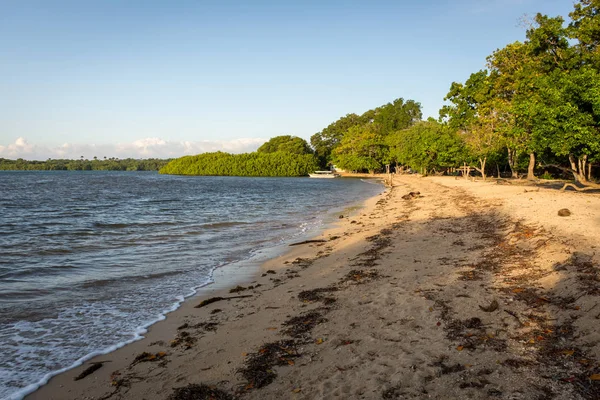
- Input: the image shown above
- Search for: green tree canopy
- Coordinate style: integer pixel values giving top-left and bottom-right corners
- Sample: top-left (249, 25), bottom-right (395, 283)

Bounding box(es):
top-left (257, 135), bottom-right (313, 155)
top-left (160, 151), bottom-right (319, 177)
top-left (311, 98), bottom-right (422, 168)
top-left (331, 123), bottom-right (387, 173)
top-left (387, 120), bottom-right (466, 174)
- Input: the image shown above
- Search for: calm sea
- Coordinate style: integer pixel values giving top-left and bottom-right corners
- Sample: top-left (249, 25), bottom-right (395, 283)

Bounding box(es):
top-left (0, 171), bottom-right (382, 399)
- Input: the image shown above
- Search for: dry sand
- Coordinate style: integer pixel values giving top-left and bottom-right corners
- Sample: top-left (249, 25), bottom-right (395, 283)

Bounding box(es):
top-left (28, 175), bottom-right (600, 400)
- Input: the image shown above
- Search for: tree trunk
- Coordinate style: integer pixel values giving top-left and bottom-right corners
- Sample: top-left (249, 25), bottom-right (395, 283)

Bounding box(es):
top-left (507, 148), bottom-right (518, 179)
top-left (496, 163), bottom-right (501, 178)
top-left (527, 153), bottom-right (536, 180)
top-left (579, 155), bottom-right (588, 182)
top-left (479, 157), bottom-right (487, 181)
top-left (588, 162), bottom-right (593, 181)
top-left (568, 154), bottom-right (588, 183)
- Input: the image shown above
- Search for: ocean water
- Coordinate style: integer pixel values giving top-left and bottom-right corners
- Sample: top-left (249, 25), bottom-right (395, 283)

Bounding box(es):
top-left (0, 171), bottom-right (382, 399)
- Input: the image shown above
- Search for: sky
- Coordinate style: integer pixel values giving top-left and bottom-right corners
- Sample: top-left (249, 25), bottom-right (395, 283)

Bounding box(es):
top-left (0, 0), bottom-right (576, 160)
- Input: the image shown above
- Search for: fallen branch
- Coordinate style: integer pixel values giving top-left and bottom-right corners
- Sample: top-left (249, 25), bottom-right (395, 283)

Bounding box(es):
top-left (560, 182), bottom-right (600, 192)
top-left (539, 163), bottom-right (600, 191)
top-left (288, 239), bottom-right (327, 246)
top-left (195, 295), bottom-right (253, 308)
top-left (539, 163), bottom-right (573, 175)
top-left (74, 362), bottom-right (107, 381)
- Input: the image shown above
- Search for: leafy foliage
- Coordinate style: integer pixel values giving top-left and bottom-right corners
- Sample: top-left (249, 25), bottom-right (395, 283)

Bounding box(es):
top-left (311, 98), bottom-right (422, 168)
top-left (387, 120), bottom-right (466, 173)
top-left (159, 151), bottom-right (319, 177)
top-left (440, 1), bottom-right (600, 182)
top-left (332, 123), bottom-right (387, 172)
top-left (310, 113), bottom-right (366, 167)
top-left (0, 157), bottom-right (169, 171)
top-left (257, 135), bottom-right (313, 155)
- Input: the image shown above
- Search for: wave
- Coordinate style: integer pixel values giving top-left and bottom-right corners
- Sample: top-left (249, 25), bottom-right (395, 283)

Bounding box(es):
top-left (201, 221), bottom-right (250, 229)
top-left (79, 269), bottom-right (189, 289)
top-left (5, 275), bottom-right (215, 400)
top-left (0, 264), bottom-right (79, 280)
top-left (92, 221), bottom-right (179, 229)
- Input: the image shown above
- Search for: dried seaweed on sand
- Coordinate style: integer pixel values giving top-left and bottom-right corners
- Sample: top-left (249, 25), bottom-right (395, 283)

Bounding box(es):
top-left (282, 311), bottom-right (327, 338)
top-left (238, 340), bottom-right (300, 389)
top-left (167, 383), bottom-right (234, 400)
top-left (298, 287), bottom-right (338, 303)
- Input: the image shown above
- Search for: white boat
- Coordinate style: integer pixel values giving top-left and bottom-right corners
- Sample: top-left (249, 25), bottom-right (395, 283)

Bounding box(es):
top-left (308, 171), bottom-right (340, 178)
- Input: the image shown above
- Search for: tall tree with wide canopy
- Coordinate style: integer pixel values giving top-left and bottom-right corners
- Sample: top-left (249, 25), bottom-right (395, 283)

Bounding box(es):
top-left (331, 123), bottom-right (387, 173)
top-left (525, 11), bottom-right (600, 183)
top-left (486, 41), bottom-right (545, 179)
top-left (387, 120), bottom-right (465, 174)
top-left (372, 98), bottom-right (423, 134)
top-left (441, 70), bottom-right (504, 180)
top-left (257, 135), bottom-right (313, 155)
top-left (310, 98), bottom-right (422, 168)
top-left (310, 113), bottom-right (364, 167)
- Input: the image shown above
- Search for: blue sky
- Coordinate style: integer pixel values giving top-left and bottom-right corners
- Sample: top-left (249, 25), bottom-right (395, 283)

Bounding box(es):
top-left (0, 0), bottom-right (575, 159)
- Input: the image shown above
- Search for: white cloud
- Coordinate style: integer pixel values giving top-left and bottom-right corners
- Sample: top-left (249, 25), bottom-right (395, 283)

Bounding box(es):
top-left (0, 137), bottom-right (266, 160)
top-left (0, 137), bottom-right (36, 157)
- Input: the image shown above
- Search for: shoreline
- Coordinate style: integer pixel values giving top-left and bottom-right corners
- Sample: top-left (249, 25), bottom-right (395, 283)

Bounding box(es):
top-left (21, 179), bottom-right (386, 400)
top-left (27, 175), bottom-right (600, 399)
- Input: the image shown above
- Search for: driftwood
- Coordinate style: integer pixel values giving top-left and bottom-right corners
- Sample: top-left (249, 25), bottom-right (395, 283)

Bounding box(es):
top-left (288, 239), bottom-right (327, 246)
top-left (74, 362), bottom-right (106, 381)
top-left (195, 295), bottom-right (253, 308)
top-left (560, 182), bottom-right (600, 192)
top-left (539, 163), bottom-right (600, 191)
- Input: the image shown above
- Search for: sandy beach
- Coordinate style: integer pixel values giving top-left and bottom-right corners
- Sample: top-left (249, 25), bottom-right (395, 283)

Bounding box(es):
top-left (28, 175), bottom-right (600, 400)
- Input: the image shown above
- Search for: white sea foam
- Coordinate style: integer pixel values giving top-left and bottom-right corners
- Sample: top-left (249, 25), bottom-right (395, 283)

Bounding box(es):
top-left (5, 274), bottom-right (214, 400)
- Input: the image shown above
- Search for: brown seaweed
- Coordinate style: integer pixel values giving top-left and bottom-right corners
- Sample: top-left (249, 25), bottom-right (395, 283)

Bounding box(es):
top-left (282, 311), bottom-right (327, 338)
top-left (167, 383), bottom-right (235, 400)
top-left (238, 340), bottom-right (300, 389)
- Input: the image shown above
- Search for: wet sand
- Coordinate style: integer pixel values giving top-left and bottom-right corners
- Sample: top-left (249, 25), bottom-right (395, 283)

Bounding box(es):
top-left (28, 175), bottom-right (600, 400)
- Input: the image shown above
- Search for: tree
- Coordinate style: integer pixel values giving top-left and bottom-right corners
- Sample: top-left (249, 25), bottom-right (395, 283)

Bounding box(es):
top-left (372, 98), bottom-right (423, 134)
top-left (441, 70), bottom-right (504, 180)
top-left (310, 98), bottom-right (422, 168)
top-left (257, 135), bottom-right (313, 155)
top-left (532, 65), bottom-right (600, 183)
top-left (526, 11), bottom-right (600, 183)
top-left (387, 120), bottom-right (465, 174)
top-left (487, 41), bottom-right (541, 179)
top-left (332, 123), bottom-right (387, 173)
top-left (310, 113), bottom-right (365, 167)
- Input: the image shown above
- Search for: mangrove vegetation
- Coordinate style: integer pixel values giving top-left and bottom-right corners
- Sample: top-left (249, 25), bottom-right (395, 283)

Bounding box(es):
top-left (159, 149), bottom-right (318, 177)
top-left (0, 157), bottom-right (169, 171)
